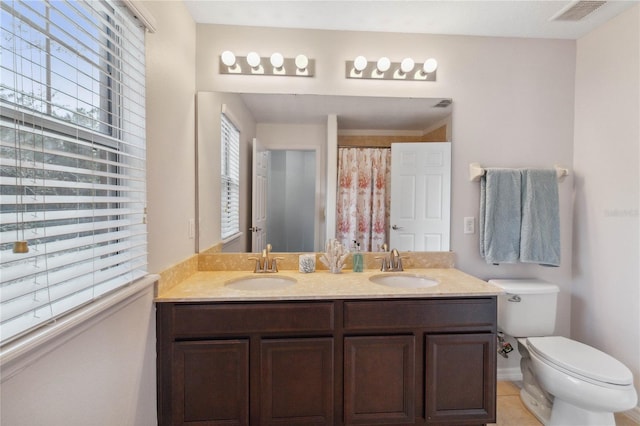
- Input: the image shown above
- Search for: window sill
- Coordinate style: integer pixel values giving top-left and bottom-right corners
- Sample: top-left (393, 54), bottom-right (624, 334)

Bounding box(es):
top-left (0, 274), bottom-right (159, 383)
top-left (221, 231), bottom-right (243, 245)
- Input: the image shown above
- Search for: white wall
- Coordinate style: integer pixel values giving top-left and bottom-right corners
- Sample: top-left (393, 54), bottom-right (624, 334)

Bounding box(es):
top-left (0, 2), bottom-right (197, 425)
top-left (573, 5), bottom-right (640, 406)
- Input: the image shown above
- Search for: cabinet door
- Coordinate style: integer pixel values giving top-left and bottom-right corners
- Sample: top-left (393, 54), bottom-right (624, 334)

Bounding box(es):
top-left (425, 333), bottom-right (496, 424)
top-left (344, 335), bottom-right (416, 425)
top-left (261, 337), bottom-right (334, 425)
top-left (172, 340), bottom-right (249, 425)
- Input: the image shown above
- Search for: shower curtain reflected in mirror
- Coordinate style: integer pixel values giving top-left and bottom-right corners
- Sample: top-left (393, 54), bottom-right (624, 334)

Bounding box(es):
top-left (336, 147), bottom-right (390, 251)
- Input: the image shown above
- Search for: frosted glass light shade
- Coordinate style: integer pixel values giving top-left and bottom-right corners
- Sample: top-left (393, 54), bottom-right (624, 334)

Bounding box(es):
top-left (270, 52), bottom-right (284, 68)
top-left (247, 51), bottom-right (261, 68)
top-left (377, 57), bottom-right (391, 72)
top-left (295, 54), bottom-right (309, 70)
top-left (221, 50), bottom-right (236, 67)
top-left (423, 58), bottom-right (438, 74)
top-left (400, 57), bottom-right (415, 73)
top-left (353, 56), bottom-right (367, 72)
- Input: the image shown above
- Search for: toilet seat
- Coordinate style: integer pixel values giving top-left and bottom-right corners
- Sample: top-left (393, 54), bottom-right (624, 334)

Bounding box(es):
top-left (526, 336), bottom-right (633, 388)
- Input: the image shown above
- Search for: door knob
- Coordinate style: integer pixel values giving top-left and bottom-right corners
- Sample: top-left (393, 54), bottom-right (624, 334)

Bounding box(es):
top-left (392, 225), bottom-right (404, 230)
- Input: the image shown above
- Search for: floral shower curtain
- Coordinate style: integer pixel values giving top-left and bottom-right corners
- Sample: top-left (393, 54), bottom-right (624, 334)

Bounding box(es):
top-left (336, 147), bottom-right (391, 251)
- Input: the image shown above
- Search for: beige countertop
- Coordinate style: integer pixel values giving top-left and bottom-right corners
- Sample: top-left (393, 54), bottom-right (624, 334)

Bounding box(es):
top-left (155, 268), bottom-right (503, 302)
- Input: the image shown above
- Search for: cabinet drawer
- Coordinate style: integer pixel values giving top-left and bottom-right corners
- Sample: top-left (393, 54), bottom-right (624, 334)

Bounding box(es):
top-left (344, 298), bottom-right (496, 332)
top-left (171, 302), bottom-right (335, 337)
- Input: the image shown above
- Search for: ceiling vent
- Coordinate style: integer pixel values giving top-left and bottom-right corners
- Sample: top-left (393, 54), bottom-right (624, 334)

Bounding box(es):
top-left (550, 1), bottom-right (607, 21)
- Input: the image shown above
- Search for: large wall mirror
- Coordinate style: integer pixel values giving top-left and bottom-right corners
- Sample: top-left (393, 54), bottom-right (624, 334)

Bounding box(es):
top-left (196, 92), bottom-right (453, 253)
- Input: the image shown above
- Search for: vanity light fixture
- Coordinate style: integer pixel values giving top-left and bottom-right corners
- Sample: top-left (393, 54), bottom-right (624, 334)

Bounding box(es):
top-left (246, 51), bottom-right (261, 68)
top-left (422, 58), bottom-right (438, 74)
top-left (221, 50), bottom-right (236, 67)
top-left (346, 56), bottom-right (437, 81)
top-left (376, 57), bottom-right (391, 73)
top-left (349, 55), bottom-right (368, 77)
top-left (270, 52), bottom-right (285, 75)
top-left (354, 56), bottom-right (367, 72)
top-left (270, 52), bottom-right (284, 69)
top-left (400, 57), bottom-right (415, 74)
top-left (295, 54), bottom-right (310, 75)
top-left (246, 51), bottom-right (262, 74)
top-left (219, 51), bottom-right (315, 77)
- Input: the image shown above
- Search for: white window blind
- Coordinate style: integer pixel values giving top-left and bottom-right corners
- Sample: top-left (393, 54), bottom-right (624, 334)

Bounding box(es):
top-left (0, 0), bottom-right (147, 345)
top-left (220, 113), bottom-right (239, 240)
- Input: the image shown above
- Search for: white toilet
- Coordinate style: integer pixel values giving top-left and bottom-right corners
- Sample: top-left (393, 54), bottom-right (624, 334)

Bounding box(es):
top-left (490, 279), bottom-right (637, 426)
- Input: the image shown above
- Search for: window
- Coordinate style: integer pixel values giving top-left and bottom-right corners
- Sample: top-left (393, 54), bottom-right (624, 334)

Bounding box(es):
top-left (220, 113), bottom-right (240, 240)
top-left (0, 0), bottom-right (147, 345)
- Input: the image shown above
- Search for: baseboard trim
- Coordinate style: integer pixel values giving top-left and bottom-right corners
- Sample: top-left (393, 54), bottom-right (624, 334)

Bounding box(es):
top-left (497, 367), bottom-right (523, 382)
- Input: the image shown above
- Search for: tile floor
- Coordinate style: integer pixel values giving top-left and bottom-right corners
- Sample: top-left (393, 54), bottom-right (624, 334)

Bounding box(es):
top-left (492, 382), bottom-right (639, 426)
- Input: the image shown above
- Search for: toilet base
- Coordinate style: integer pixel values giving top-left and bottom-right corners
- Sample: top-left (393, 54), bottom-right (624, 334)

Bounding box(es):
top-left (518, 339), bottom-right (553, 425)
top-left (549, 399), bottom-right (615, 426)
top-left (520, 388), bottom-right (551, 425)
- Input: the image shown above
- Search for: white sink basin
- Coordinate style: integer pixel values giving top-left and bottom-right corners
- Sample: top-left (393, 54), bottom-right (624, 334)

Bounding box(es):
top-left (369, 273), bottom-right (439, 288)
top-left (225, 275), bottom-right (297, 291)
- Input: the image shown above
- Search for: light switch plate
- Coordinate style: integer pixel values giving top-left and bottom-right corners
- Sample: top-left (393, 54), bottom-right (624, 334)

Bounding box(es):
top-left (188, 218), bottom-right (195, 239)
top-left (464, 217), bottom-right (475, 234)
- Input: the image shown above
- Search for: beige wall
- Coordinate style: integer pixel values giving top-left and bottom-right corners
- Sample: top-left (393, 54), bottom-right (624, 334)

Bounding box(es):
top-left (0, 2), bottom-right (196, 425)
top-left (147, 1), bottom-right (197, 273)
top-left (4, 3), bottom-right (637, 424)
top-left (573, 5), bottom-right (640, 407)
top-left (0, 286), bottom-right (157, 425)
top-left (257, 122), bottom-right (328, 249)
top-left (196, 92), bottom-right (257, 252)
top-left (196, 25), bottom-right (577, 375)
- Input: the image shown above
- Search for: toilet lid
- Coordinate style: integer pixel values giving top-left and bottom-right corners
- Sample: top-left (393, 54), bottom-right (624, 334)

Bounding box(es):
top-left (527, 336), bottom-right (633, 386)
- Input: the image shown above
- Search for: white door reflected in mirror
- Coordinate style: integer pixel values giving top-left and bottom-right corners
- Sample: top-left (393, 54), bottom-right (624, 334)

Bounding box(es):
top-left (390, 142), bottom-right (451, 251)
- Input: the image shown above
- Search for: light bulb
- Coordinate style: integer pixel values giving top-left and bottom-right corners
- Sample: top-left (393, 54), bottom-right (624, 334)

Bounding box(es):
top-left (400, 58), bottom-right (415, 74)
top-left (423, 58), bottom-right (438, 74)
top-left (221, 50), bottom-right (236, 67)
top-left (295, 54), bottom-right (309, 70)
top-left (246, 51), bottom-right (261, 68)
top-left (377, 57), bottom-right (391, 73)
top-left (270, 52), bottom-right (284, 69)
top-left (353, 56), bottom-right (368, 72)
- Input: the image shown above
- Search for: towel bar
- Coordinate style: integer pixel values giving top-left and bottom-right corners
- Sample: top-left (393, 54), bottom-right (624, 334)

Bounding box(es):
top-left (469, 163), bottom-right (569, 182)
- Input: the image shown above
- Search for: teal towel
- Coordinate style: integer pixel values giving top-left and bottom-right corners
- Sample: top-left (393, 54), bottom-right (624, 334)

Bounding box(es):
top-left (480, 169), bottom-right (522, 264)
top-left (520, 169), bottom-right (560, 266)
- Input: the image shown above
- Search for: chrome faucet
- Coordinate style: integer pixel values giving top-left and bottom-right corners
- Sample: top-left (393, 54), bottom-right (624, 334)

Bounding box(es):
top-left (375, 244), bottom-right (391, 271)
top-left (375, 246), bottom-right (404, 272)
top-left (248, 243), bottom-right (282, 273)
top-left (389, 248), bottom-right (404, 271)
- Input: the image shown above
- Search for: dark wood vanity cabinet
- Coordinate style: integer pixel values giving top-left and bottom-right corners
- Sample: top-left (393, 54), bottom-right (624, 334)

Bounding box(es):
top-left (171, 339), bottom-right (249, 424)
top-left (157, 297), bottom-right (496, 425)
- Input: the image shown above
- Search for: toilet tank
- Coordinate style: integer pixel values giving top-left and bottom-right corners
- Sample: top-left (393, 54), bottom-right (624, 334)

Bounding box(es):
top-left (489, 279), bottom-right (560, 337)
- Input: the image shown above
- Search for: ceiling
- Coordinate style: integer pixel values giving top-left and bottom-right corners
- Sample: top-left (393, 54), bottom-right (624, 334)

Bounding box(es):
top-left (186, 0), bottom-right (636, 131)
top-left (238, 94), bottom-right (453, 131)
top-left (184, 1), bottom-right (637, 40)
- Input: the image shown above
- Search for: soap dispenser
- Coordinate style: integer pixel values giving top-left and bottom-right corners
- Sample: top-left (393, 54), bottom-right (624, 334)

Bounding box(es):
top-left (352, 241), bottom-right (364, 272)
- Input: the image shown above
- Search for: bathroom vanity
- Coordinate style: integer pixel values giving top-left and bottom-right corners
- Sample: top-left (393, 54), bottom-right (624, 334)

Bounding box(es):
top-left (155, 269), bottom-right (500, 425)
